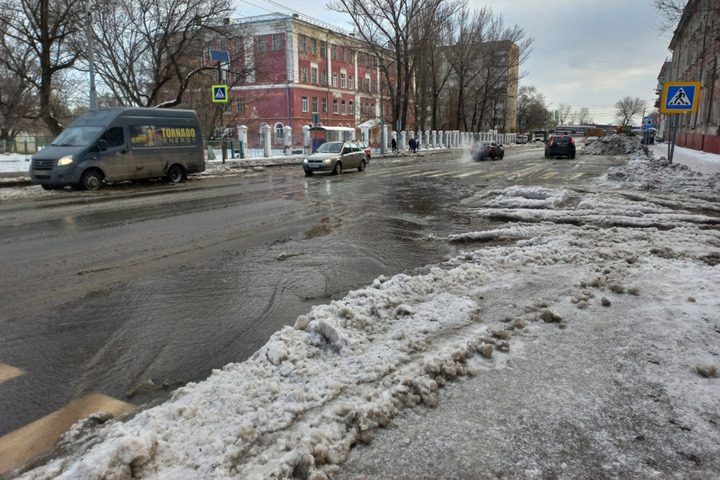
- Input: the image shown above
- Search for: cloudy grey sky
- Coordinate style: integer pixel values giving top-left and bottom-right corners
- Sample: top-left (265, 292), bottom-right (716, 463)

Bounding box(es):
top-left (237, 0), bottom-right (675, 125)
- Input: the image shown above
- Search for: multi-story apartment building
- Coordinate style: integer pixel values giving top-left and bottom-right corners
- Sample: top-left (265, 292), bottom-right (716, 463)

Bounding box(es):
top-left (200, 13), bottom-right (393, 148)
top-left (658, 0), bottom-right (720, 153)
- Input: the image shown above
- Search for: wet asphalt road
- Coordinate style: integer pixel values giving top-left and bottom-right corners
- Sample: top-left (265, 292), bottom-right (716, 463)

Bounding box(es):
top-left (0, 145), bottom-right (626, 441)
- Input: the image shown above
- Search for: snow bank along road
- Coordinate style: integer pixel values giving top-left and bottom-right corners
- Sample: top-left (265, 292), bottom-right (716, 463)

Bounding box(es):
top-left (4, 138), bottom-right (720, 479)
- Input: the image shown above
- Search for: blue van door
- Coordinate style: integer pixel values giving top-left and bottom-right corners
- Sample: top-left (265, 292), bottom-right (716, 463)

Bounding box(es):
top-left (93, 126), bottom-right (131, 181)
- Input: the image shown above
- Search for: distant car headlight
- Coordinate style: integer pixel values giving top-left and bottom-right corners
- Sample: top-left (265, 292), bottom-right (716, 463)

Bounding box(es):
top-left (57, 156), bottom-right (73, 166)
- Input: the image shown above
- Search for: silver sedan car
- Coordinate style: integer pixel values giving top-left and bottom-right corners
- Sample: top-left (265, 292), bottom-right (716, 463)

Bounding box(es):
top-left (303, 141), bottom-right (368, 176)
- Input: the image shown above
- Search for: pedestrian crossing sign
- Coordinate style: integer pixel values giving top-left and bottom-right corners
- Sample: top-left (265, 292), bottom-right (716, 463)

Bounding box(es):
top-left (661, 81), bottom-right (700, 113)
top-left (212, 85), bottom-right (228, 103)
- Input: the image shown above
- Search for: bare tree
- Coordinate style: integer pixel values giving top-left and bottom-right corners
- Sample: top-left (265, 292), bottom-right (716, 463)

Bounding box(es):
top-left (615, 96), bottom-right (647, 125)
top-left (0, 0), bottom-right (85, 135)
top-left (409, 2), bottom-right (457, 131)
top-left (90, 0), bottom-right (237, 108)
top-left (0, 44), bottom-right (37, 148)
top-left (443, 6), bottom-right (493, 131)
top-left (556, 103), bottom-right (572, 125)
top-left (463, 11), bottom-right (532, 133)
top-left (575, 106), bottom-right (593, 125)
top-left (328, 0), bottom-right (456, 131)
top-left (651, 0), bottom-right (687, 33)
top-left (516, 85), bottom-right (547, 131)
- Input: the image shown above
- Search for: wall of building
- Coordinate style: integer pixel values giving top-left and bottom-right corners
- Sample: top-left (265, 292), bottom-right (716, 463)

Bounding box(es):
top-left (663, 0), bottom-right (720, 153)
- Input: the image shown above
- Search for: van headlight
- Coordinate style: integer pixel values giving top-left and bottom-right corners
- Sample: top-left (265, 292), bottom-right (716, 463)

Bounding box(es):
top-left (57, 156), bottom-right (73, 166)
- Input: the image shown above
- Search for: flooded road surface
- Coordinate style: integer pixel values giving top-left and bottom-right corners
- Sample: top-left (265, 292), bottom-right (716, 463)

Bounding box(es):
top-left (0, 151), bottom-right (485, 438)
top-left (0, 146), bottom-right (628, 472)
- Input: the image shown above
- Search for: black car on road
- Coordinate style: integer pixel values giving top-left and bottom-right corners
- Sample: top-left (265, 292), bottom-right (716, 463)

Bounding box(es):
top-left (470, 141), bottom-right (504, 161)
top-left (545, 135), bottom-right (576, 159)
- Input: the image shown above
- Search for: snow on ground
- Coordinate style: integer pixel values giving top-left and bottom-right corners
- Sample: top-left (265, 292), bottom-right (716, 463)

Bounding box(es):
top-left (6, 141), bottom-right (720, 479)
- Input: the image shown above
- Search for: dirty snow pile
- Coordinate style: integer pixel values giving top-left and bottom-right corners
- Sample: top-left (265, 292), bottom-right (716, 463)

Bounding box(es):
top-left (601, 152), bottom-right (720, 194)
top-left (14, 154), bottom-right (720, 479)
top-left (582, 134), bottom-right (649, 157)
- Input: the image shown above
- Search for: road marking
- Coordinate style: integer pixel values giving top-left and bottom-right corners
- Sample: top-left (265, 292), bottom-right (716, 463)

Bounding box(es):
top-left (427, 171), bottom-right (459, 178)
top-left (479, 171), bottom-right (508, 178)
top-left (0, 363), bottom-right (24, 383)
top-left (0, 393), bottom-right (135, 475)
top-left (454, 170), bottom-right (487, 178)
top-left (570, 173), bottom-right (584, 179)
top-left (407, 171), bottom-right (441, 178)
top-left (540, 171), bottom-right (559, 179)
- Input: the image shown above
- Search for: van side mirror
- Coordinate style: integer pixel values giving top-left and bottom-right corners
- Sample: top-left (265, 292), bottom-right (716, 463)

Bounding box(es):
top-left (97, 140), bottom-right (108, 152)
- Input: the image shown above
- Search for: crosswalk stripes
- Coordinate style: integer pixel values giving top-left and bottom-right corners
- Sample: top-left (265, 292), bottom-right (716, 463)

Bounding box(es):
top-left (365, 167), bottom-right (582, 182)
top-left (0, 363), bottom-right (24, 383)
top-left (0, 362), bottom-right (135, 475)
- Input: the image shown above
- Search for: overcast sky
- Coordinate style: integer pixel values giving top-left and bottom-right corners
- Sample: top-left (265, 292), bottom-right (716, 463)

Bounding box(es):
top-left (236, 0), bottom-right (676, 125)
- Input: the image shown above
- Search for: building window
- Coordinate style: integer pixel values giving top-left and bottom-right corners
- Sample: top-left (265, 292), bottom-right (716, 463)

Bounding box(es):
top-left (274, 123), bottom-right (284, 145)
top-left (233, 38), bottom-right (244, 56)
top-left (341, 100), bottom-right (346, 115)
top-left (358, 78), bottom-right (364, 91)
top-left (322, 98), bottom-right (328, 113)
top-left (333, 99), bottom-right (338, 114)
top-left (310, 38), bottom-right (317, 55)
top-left (302, 96), bottom-right (309, 112)
top-left (257, 36), bottom-right (266, 53)
top-left (223, 101), bottom-right (232, 113)
top-left (320, 40), bottom-right (326, 57)
top-left (372, 80), bottom-right (376, 92)
top-left (340, 73), bottom-right (346, 88)
top-left (332, 44), bottom-right (338, 60)
top-left (299, 35), bottom-right (307, 52)
top-left (349, 100), bottom-right (354, 114)
top-left (349, 49), bottom-right (354, 63)
top-left (332, 72), bottom-right (338, 87)
top-left (348, 75), bottom-right (354, 89)
top-left (312, 97), bottom-right (318, 112)
top-left (272, 34), bottom-right (282, 51)
top-left (236, 97), bottom-right (245, 113)
top-left (311, 67), bottom-right (318, 84)
top-left (321, 70), bottom-right (327, 85)
top-left (301, 66), bottom-right (308, 82)
top-left (341, 47), bottom-right (346, 62)
top-left (359, 53), bottom-right (364, 67)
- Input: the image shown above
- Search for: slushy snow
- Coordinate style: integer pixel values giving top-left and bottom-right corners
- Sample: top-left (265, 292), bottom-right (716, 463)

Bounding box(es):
top-left (7, 141), bottom-right (720, 479)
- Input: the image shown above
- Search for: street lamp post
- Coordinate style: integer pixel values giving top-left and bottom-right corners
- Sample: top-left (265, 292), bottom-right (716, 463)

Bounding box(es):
top-left (86, 0), bottom-right (97, 109)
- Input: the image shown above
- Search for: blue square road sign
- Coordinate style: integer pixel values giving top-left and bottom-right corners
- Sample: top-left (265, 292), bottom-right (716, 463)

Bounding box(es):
top-left (212, 85), bottom-right (228, 103)
top-left (661, 82), bottom-right (700, 113)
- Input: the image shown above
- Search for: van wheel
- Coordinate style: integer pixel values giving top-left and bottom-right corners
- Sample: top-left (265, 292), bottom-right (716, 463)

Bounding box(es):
top-left (332, 162), bottom-right (342, 175)
top-left (80, 170), bottom-right (103, 191)
top-left (167, 165), bottom-right (185, 184)
top-left (358, 160), bottom-right (366, 172)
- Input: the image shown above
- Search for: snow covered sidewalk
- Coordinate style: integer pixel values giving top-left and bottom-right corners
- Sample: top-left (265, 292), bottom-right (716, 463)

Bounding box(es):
top-left (9, 148), bottom-right (720, 479)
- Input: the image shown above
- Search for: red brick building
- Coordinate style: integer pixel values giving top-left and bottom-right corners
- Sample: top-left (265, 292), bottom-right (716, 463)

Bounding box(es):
top-left (204, 13), bottom-right (394, 149)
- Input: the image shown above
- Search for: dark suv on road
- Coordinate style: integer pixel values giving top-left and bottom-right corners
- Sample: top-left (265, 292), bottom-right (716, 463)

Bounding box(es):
top-left (545, 135), bottom-right (576, 159)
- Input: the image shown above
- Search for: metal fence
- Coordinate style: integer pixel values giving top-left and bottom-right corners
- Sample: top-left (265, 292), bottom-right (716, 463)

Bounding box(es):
top-left (1, 137), bottom-right (54, 155)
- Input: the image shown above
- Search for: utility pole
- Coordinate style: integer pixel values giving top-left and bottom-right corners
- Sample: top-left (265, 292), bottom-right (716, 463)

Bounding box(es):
top-left (86, 0), bottom-right (97, 109)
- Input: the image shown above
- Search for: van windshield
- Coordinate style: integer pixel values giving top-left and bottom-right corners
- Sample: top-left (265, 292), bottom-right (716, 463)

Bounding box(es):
top-left (51, 127), bottom-right (103, 147)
